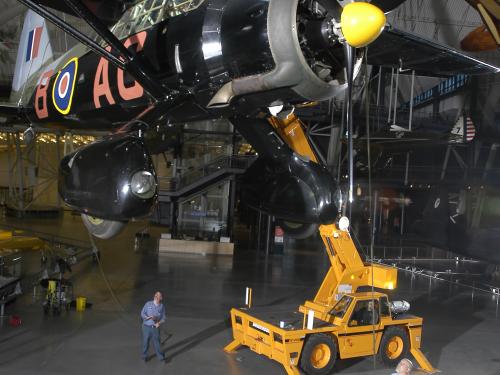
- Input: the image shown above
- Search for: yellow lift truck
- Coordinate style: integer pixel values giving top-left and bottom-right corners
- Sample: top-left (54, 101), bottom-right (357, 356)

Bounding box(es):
top-left (224, 115), bottom-right (437, 374)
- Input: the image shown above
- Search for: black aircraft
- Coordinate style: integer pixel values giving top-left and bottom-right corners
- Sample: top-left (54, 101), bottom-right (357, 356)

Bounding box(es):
top-left (355, 133), bottom-right (500, 266)
top-left (415, 184), bottom-right (500, 265)
top-left (0, 0), bottom-right (498, 239)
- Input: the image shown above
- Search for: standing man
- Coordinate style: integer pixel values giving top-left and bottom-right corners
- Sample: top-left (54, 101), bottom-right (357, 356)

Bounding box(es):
top-left (141, 291), bottom-right (166, 362)
top-left (391, 358), bottom-right (413, 374)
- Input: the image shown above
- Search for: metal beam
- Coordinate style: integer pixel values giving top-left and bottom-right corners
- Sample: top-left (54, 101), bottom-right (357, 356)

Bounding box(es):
top-left (17, 0), bottom-right (168, 101)
top-left (482, 144), bottom-right (498, 180)
top-left (440, 145), bottom-right (451, 181)
top-left (62, 0), bottom-right (166, 100)
top-left (451, 146), bottom-right (467, 170)
top-left (307, 131), bottom-right (327, 166)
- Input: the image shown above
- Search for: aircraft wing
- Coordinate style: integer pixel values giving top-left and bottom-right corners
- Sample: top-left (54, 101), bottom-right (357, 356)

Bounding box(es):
top-left (367, 26), bottom-right (500, 76)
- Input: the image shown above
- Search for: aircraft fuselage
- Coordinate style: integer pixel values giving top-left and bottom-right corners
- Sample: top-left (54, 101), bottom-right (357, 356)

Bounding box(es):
top-left (22, 0), bottom-right (357, 130)
top-left (20, 0), bottom-right (353, 227)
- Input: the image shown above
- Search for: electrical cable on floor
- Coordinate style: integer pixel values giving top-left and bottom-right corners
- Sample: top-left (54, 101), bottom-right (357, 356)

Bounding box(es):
top-left (87, 232), bottom-right (133, 323)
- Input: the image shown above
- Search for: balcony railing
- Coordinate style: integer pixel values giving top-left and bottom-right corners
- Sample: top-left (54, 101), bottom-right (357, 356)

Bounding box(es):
top-left (158, 155), bottom-right (256, 192)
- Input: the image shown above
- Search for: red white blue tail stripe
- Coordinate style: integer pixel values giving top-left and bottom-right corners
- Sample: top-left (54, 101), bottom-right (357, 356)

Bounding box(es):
top-left (25, 26), bottom-right (42, 62)
top-left (465, 116), bottom-right (476, 142)
top-left (12, 10), bottom-right (53, 93)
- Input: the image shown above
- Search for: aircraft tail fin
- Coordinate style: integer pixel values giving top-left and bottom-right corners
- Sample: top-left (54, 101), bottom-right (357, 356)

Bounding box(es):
top-left (10, 9), bottom-right (53, 100)
top-left (449, 113), bottom-right (477, 143)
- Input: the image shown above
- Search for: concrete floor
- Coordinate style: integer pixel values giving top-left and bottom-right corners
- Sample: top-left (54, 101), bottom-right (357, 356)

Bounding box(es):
top-left (1, 213), bottom-right (500, 375)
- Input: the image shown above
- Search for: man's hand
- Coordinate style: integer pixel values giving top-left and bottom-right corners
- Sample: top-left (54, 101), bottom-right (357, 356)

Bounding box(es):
top-left (144, 316), bottom-right (152, 320)
top-left (154, 322), bottom-right (160, 328)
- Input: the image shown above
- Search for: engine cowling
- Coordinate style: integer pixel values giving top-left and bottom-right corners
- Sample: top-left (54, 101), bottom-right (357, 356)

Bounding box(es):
top-left (59, 135), bottom-right (157, 221)
top-left (167, 0), bottom-right (364, 110)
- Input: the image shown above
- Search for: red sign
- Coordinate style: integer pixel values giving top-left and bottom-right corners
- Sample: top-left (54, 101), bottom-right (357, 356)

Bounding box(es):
top-left (274, 226), bottom-right (284, 243)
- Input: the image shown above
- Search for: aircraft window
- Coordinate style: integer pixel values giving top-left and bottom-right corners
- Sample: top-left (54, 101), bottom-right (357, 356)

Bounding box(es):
top-left (112, 0), bottom-right (206, 40)
top-left (329, 295), bottom-right (353, 318)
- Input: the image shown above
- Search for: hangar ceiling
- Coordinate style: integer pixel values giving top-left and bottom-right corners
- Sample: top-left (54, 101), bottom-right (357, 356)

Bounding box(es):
top-left (384, 0), bottom-right (499, 101)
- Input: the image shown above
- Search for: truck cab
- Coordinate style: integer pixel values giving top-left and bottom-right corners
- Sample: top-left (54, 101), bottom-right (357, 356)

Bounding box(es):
top-left (326, 292), bottom-right (423, 364)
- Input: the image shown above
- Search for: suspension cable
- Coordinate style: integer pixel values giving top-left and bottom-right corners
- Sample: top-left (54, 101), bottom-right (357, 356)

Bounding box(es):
top-left (364, 48), bottom-right (377, 368)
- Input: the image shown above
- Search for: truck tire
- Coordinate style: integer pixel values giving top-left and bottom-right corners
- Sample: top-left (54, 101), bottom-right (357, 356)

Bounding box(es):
top-left (300, 333), bottom-right (337, 375)
top-left (378, 326), bottom-right (409, 366)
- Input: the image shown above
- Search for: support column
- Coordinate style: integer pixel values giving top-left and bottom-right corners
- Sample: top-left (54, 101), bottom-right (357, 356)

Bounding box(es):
top-left (257, 211), bottom-right (262, 251)
top-left (56, 134), bottom-right (62, 207)
top-left (63, 131), bottom-right (74, 155)
top-left (14, 132), bottom-right (24, 210)
top-left (6, 133), bottom-right (14, 204)
top-left (265, 215), bottom-right (273, 256)
top-left (227, 176), bottom-right (237, 240)
top-left (376, 67), bottom-right (385, 132)
top-left (170, 199), bottom-right (178, 239)
top-left (401, 152), bottom-right (410, 236)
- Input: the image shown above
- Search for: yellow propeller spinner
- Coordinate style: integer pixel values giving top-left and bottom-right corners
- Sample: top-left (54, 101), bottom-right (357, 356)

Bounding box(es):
top-left (341, 2), bottom-right (386, 48)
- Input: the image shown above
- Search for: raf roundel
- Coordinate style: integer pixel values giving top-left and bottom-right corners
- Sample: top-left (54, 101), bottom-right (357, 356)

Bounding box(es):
top-left (52, 57), bottom-right (78, 115)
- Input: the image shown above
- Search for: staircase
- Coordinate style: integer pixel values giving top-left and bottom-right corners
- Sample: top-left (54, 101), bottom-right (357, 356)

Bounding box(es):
top-left (158, 155), bottom-right (256, 201)
top-left (153, 155), bottom-right (256, 238)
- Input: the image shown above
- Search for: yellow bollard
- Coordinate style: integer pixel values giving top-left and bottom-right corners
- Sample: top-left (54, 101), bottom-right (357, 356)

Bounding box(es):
top-left (48, 280), bottom-right (57, 294)
top-left (76, 296), bottom-right (87, 312)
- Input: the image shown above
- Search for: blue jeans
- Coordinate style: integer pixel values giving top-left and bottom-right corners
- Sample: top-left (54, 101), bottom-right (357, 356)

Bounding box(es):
top-left (142, 324), bottom-right (165, 360)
